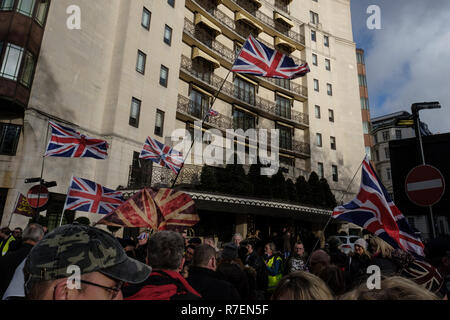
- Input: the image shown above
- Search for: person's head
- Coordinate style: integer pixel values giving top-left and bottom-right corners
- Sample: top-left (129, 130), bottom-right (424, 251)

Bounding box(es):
top-left (265, 242), bottom-right (276, 257)
top-left (147, 231), bottom-right (185, 271)
top-left (293, 242), bottom-right (305, 257)
top-left (309, 250), bottom-right (331, 275)
top-left (188, 237), bottom-right (202, 247)
top-left (220, 242), bottom-right (238, 261)
top-left (340, 276), bottom-right (439, 300)
top-left (327, 236), bottom-right (342, 251)
top-left (369, 236), bottom-right (394, 258)
top-left (0, 227), bottom-right (11, 239)
top-left (232, 233), bottom-right (242, 246)
top-left (185, 244), bottom-right (196, 262)
top-left (24, 224), bottom-right (151, 300)
top-left (317, 265), bottom-right (346, 296)
top-left (246, 240), bottom-right (256, 255)
top-left (272, 271), bottom-right (334, 300)
top-left (22, 223), bottom-right (45, 245)
top-left (354, 238), bottom-right (370, 258)
top-left (193, 244), bottom-right (217, 271)
top-left (12, 227), bottom-right (23, 239)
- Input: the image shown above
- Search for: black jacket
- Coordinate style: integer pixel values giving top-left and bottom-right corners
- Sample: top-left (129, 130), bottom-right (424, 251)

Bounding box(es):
top-left (245, 251), bottom-right (268, 291)
top-left (348, 254), bottom-right (372, 287)
top-left (187, 266), bottom-right (240, 300)
top-left (372, 255), bottom-right (398, 276)
top-left (0, 243), bottom-right (33, 298)
top-left (217, 261), bottom-right (250, 300)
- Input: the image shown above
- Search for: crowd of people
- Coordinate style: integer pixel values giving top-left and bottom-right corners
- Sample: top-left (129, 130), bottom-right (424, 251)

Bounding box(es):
top-left (0, 223), bottom-right (448, 300)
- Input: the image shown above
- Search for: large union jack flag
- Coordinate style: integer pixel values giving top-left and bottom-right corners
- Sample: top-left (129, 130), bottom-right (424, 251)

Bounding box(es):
top-left (333, 157), bottom-right (425, 257)
top-left (140, 137), bottom-right (184, 174)
top-left (63, 176), bottom-right (125, 214)
top-left (45, 121), bottom-right (109, 159)
top-left (231, 34), bottom-right (310, 79)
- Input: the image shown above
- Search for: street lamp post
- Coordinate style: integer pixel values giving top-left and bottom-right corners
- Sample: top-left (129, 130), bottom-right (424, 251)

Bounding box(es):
top-left (411, 102), bottom-right (441, 239)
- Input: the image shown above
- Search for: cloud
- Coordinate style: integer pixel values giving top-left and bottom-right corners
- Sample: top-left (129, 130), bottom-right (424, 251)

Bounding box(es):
top-left (351, 0), bottom-right (450, 133)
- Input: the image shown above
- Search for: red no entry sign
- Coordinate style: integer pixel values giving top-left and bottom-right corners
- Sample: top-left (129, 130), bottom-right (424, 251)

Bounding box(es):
top-left (27, 185), bottom-right (49, 209)
top-left (405, 165), bottom-right (445, 207)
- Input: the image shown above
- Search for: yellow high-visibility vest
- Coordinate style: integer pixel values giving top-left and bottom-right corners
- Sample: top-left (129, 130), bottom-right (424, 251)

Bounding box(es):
top-left (267, 255), bottom-right (283, 291)
top-left (1, 236), bottom-right (16, 256)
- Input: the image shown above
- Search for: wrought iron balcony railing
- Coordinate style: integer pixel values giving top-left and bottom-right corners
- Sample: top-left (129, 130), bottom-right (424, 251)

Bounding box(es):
top-left (127, 165), bottom-right (153, 189)
top-left (177, 94), bottom-right (233, 131)
top-left (180, 55), bottom-right (309, 128)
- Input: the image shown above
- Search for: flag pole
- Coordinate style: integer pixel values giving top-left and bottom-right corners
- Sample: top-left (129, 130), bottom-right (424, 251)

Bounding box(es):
top-left (59, 175), bottom-right (74, 227)
top-left (33, 121), bottom-right (50, 223)
top-left (305, 156), bottom-right (366, 266)
top-left (171, 40), bottom-right (247, 188)
top-left (7, 192), bottom-right (21, 228)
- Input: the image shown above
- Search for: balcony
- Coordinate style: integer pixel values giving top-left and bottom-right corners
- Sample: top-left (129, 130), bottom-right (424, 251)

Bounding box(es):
top-left (259, 130), bottom-right (311, 158)
top-left (183, 19), bottom-right (308, 101)
top-left (180, 55), bottom-right (309, 129)
top-left (127, 165), bottom-right (153, 189)
top-left (274, 0), bottom-right (290, 15)
top-left (177, 94), bottom-right (233, 132)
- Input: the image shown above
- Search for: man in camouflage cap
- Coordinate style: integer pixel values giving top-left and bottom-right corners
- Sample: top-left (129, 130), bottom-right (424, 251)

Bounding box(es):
top-left (24, 224), bottom-right (151, 300)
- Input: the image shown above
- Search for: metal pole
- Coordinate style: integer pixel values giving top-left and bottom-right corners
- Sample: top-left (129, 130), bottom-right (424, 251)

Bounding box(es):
top-left (33, 122), bottom-right (50, 223)
top-left (7, 193), bottom-right (20, 228)
top-left (412, 109), bottom-right (436, 239)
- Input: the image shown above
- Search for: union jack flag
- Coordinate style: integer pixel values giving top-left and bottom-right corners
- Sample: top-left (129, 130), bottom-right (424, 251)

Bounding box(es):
top-left (401, 260), bottom-right (444, 294)
top-left (231, 35), bottom-right (310, 79)
top-left (333, 157), bottom-right (425, 258)
top-left (45, 121), bottom-right (109, 159)
top-left (140, 137), bottom-right (184, 174)
top-left (208, 109), bottom-right (219, 117)
top-left (63, 176), bottom-right (125, 214)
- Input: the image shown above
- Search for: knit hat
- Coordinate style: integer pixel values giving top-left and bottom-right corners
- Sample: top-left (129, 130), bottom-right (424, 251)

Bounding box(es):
top-left (354, 238), bottom-right (367, 250)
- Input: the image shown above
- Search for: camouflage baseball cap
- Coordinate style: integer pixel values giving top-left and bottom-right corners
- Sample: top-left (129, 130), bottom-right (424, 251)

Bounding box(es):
top-left (24, 224), bottom-right (151, 290)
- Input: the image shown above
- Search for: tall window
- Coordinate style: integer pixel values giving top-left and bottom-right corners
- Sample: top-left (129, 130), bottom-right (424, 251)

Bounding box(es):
top-left (0, 44), bottom-right (24, 81)
top-left (361, 97), bottom-right (369, 110)
top-left (164, 25), bottom-right (173, 45)
top-left (35, 0), bottom-right (49, 26)
top-left (316, 133), bottom-right (322, 147)
top-left (0, 0), bottom-right (14, 10)
top-left (365, 146), bottom-right (372, 160)
top-left (325, 58), bottom-right (331, 71)
top-left (328, 109), bottom-right (334, 122)
top-left (192, 58), bottom-right (214, 83)
top-left (315, 105), bottom-right (321, 119)
top-left (384, 147), bottom-right (390, 159)
top-left (233, 108), bottom-right (255, 131)
top-left (363, 122), bottom-right (369, 134)
top-left (310, 11), bottom-right (319, 24)
top-left (311, 30), bottom-right (316, 42)
top-left (395, 129), bottom-right (402, 140)
top-left (142, 7), bottom-right (151, 30)
top-left (160, 65), bottom-right (169, 87)
top-left (324, 35), bottom-right (329, 47)
top-left (17, 0), bottom-right (36, 17)
top-left (382, 131), bottom-right (390, 141)
top-left (312, 53), bottom-right (318, 66)
top-left (332, 165), bottom-right (338, 182)
top-left (168, 0), bottom-right (175, 7)
top-left (277, 125), bottom-right (292, 150)
top-left (0, 123), bottom-right (21, 156)
top-left (154, 109), bottom-right (165, 137)
top-left (233, 76), bottom-right (255, 105)
top-left (330, 136), bottom-right (336, 150)
top-left (358, 74), bottom-right (367, 87)
top-left (190, 89), bottom-right (210, 119)
top-left (386, 168), bottom-right (392, 180)
top-left (357, 51), bottom-right (365, 64)
top-left (314, 79), bottom-right (319, 92)
top-left (136, 50), bottom-right (146, 74)
top-left (318, 162), bottom-right (324, 179)
top-left (129, 98), bottom-right (141, 128)
top-left (276, 95), bottom-right (291, 119)
top-left (327, 83), bottom-right (333, 96)
top-left (19, 51), bottom-right (35, 88)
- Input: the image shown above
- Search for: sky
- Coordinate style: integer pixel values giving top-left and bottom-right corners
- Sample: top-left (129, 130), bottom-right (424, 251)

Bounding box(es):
top-left (350, 0), bottom-right (450, 133)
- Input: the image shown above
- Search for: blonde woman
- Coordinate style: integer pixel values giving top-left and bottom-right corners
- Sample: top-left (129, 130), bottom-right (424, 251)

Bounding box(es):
top-left (271, 271), bottom-right (334, 300)
top-left (369, 236), bottom-right (398, 276)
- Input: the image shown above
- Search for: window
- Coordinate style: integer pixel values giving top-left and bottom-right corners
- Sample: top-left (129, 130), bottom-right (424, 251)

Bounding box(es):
top-left (316, 133), bottom-right (322, 147)
top-left (280, 156), bottom-right (294, 167)
top-left (277, 125), bottom-right (293, 150)
top-left (324, 35), bottom-right (329, 47)
top-left (34, 0), bottom-right (49, 26)
top-left (357, 51), bottom-right (365, 64)
top-left (276, 95), bottom-right (292, 119)
top-left (233, 76), bottom-right (255, 105)
top-left (386, 168), bottom-right (392, 180)
top-left (328, 109), bottom-right (334, 122)
top-left (0, 0), bottom-right (14, 11)
top-left (327, 83), bottom-right (333, 96)
top-left (155, 109), bottom-right (165, 137)
top-left (363, 122), bottom-right (369, 134)
top-left (129, 98), bottom-right (141, 128)
top-left (142, 7), bottom-right (151, 30)
top-left (19, 51), bottom-right (35, 88)
top-left (330, 136), bottom-right (336, 150)
top-left (190, 89), bottom-right (210, 119)
top-left (160, 65), bottom-right (169, 87)
top-left (361, 97), bottom-right (369, 110)
top-left (365, 146), bottom-right (372, 160)
top-left (325, 58), bottom-right (331, 71)
top-left (310, 11), bottom-right (319, 24)
top-left (0, 123), bottom-right (21, 156)
top-left (17, 0), bottom-right (36, 17)
top-left (314, 79), bottom-right (319, 91)
top-left (382, 131), bottom-right (390, 142)
top-left (318, 162), bottom-right (324, 179)
top-left (358, 74), bottom-right (367, 87)
top-left (168, 0), bottom-right (175, 7)
top-left (136, 50), bottom-right (146, 74)
top-left (192, 58), bottom-right (214, 83)
top-left (315, 105), bottom-right (321, 119)
top-left (395, 129), bottom-right (402, 140)
top-left (164, 25), bottom-right (173, 45)
top-left (311, 30), bottom-right (316, 42)
top-left (384, 147), bottom-right (390, 159)
top-left (332, 165), bottom-right (338, 182)
top-left (312, 53), bottom-right (318, 66)
top-left (374, 133), bottom-right (378, 144)
top-left (375, 149), bottom-right (379, 161)
top-left (233, 108), bottom-right (255, 131)
top-left (0, 44), bottom-right (24, 81)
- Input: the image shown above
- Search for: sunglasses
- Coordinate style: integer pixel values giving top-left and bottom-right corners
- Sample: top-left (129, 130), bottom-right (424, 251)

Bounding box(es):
top-left (79, 279), bottom-right (123, 299)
